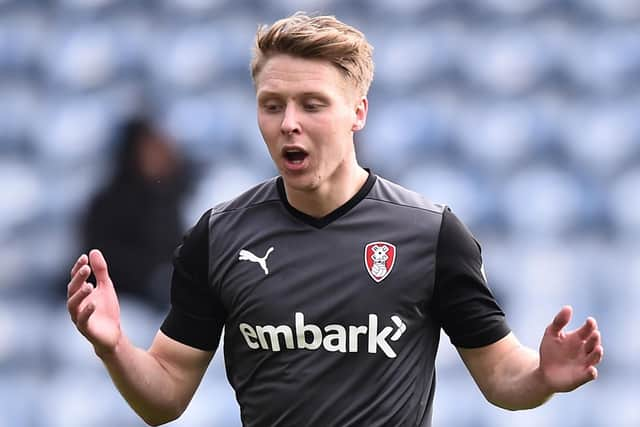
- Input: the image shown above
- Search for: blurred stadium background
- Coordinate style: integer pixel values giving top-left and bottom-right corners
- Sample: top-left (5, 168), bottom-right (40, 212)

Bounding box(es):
top-left (1, 0), bottom-right (639, 426)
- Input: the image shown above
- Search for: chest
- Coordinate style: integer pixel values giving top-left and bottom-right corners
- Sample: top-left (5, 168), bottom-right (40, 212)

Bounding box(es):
top-left (211, 218), bottom-right (438, 328)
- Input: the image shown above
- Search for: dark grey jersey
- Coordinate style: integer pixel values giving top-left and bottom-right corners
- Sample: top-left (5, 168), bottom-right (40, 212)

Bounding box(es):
top-left (161, 172), bottom-right (510, 427)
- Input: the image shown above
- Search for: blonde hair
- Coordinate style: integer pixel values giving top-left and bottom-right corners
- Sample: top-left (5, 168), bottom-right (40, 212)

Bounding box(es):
top-left (250, 12), bottom-right (374, 96)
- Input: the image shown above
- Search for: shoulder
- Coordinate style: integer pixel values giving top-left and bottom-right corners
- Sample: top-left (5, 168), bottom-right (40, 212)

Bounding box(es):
top-left (211, 177), bottom-right (281, 217)
top-left (366, 175), bottom-right (446, 216)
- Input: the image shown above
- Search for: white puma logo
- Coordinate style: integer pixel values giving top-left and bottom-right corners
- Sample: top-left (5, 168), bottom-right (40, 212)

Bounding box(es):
top-left (238, 247), bottom-right (275, 275)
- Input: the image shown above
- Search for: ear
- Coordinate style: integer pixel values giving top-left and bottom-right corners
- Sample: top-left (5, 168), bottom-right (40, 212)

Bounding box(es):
top-left (351, 96), bottom-right (368, 132)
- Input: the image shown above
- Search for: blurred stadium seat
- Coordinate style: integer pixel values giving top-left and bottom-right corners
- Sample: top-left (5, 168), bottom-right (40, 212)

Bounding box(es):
top-left (399, 163), bottom-right (490, 229)
top-left (459, 27), bottom-right (553, 95)
top-left (561, 101), bottom-right (639, 178)
top-left (501, 164), bottom-right (588, 237)
top-left (573, 0), bottom-right (640, 21)
top-left (0, 158), bottom-right (43, 233)
top-left (609, 169), bottom-right (640, 235)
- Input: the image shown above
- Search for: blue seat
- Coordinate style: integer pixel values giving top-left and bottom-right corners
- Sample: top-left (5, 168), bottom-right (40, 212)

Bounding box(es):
top-left (56, 0), bottom-right (129, 12)
top-left (359, 96), bottom-right (453, 177)
top-left (370, 25), bottom-right (459, 91)
top-left (0, 299), bottom-right (51, 371)
top-left (0, 159), bottom-right (43, 234)
top-left (459, 28), bottom-right (553, 95)
top-left (0, 80), bottom-right (39, 153)
top-left (30, 95), bottom-right (116, 168)
top-left (368, 0), bottom-right (448, 18)
top-left (559, 101), bottom-right (639, 178)
top-left (0, 7), bottom-right (46, 76)
top-left (160, 0), bottom-right (233, 16)
top-left (42, 26), bottom-right (123, 91)
top-left (183, 163), bottom-right (268, 225)
top-left (161, 89), bottom-right (253, 162)
top-left (609, 169), bottom-right (640, 235)
top-left (564, 28), bottom-right (640, 95)
top-left (569, 0), bottom-right (640, 21)
top-left (0, 372), bottom-right (41, 427)
top-left (466, 0), bottom-right (555, 17)
top-left (398, 164), bottom-right (491, 230)
top-left (453, 100), bottom-right (547, 175)
top-left (588, 375), bottom-right (640, 427)
top-left (500, 165), bottom-right (587, 237)
top-left (168, 373), bottom-right (242, 426)
top-left (39, 369), bottom-right (139, 427)
top-left (147, 27), bottom-right (223, 93)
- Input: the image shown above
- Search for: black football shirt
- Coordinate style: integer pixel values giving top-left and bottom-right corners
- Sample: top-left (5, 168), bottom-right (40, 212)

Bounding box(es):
top-left (161, 171), bottom-right (510, 427)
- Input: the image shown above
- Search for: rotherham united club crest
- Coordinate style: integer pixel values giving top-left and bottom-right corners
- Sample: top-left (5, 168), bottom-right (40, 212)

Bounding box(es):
top-left (364, 242), bottom-right (397, 284)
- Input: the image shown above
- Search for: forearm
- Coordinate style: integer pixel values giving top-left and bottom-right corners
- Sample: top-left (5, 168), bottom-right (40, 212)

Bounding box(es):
top-left (97, 336), bottom-right (186, 426)
top-left (483, 344), bottom-right (553, 410)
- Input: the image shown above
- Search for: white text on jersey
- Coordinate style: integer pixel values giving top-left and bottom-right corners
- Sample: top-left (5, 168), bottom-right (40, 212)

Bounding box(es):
top-left (239, 313), bottom-right (407, 358)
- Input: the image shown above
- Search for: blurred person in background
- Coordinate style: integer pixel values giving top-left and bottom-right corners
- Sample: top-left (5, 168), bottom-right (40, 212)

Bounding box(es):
top-left (81, 116), bottom-right (195, 311)
top-left (66, 12), bottom-right (603, 427)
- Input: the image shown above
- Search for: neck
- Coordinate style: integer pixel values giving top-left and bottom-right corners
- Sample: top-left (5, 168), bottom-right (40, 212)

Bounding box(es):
top-left (283, 163), bottom-right (369, 218)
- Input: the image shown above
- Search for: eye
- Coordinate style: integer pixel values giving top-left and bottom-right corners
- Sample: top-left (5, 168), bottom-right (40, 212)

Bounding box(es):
top-left (303, 102), bottom-right (324, 112)
top-left (262, 102), bottom-right (283, 113)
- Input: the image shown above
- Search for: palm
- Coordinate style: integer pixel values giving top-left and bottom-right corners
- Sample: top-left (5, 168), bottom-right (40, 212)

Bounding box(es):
top-left (539, 306), bottom-right (602, 393)
top-left (68, 249), bottom-right (124, 356)
top-left (83, 280), bottom-right (121, 353)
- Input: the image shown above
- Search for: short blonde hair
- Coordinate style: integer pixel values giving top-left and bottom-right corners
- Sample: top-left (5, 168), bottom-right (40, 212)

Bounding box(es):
top-left (250, 12), bottom-right (374, 96)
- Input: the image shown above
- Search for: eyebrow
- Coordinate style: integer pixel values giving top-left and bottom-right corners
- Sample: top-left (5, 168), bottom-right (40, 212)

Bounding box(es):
top-left (257, 90), bottom-right (331, 102)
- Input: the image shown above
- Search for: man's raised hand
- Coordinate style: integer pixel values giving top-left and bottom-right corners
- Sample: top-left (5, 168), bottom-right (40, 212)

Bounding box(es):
top-left (538, 305), bottom-right (604, 393)
top-left (67, 249), bottom-right (122, 357)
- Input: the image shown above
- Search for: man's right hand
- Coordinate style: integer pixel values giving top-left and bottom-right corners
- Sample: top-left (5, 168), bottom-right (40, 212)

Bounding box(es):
top-left (67, 249), bottom-right (122, 357)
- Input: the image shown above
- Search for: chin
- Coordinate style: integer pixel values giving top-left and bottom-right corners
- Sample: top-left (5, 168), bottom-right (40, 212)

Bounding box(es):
top-left (281, 173), bottom-right (319, 193)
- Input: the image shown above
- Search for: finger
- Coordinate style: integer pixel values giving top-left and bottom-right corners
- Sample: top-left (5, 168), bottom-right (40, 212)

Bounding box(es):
top-left (576, 317), bottom-right (597, 341)
top-left (77, 302), bottom-right (96, 331)
top-left (547, 305), bottom-right (572, 336)
top-left (585, 366), bottom-right (598, 381)
top-left (583, 330), bottom-right (601, 354)
top-left (67, 265), bottom-right (92, 299)
top-left (67, 283), bottom-right (93, 323)
top-left (89, 249), bottom-right (111, 289)
top-left (586, 345), bottom-right (604, 366)
top-left (70, 254), bottom-right (88, 278)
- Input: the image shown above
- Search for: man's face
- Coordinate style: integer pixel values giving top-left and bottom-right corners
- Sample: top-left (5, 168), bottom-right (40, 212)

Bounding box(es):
top-left (255, 54), bottom-right (367, 194)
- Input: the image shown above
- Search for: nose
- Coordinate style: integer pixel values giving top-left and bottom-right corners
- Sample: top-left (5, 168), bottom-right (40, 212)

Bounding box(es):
top-left (280, 104), bottom-right (301, 135)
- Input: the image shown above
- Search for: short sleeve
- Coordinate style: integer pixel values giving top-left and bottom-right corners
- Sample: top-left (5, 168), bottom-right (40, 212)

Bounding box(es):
top-left (432, 208), bottom-right (510, 348)
top-left (160, 209), bottom-right (226, 351)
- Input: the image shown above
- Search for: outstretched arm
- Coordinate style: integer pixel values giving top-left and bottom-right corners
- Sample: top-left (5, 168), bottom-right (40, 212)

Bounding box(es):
top-left (458, 306), bottom-right (604, 410)
top-left (67, 250), bottom-right (213, 425)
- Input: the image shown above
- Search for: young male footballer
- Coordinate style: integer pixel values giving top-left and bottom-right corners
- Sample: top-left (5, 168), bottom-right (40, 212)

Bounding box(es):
top-left (67, 12), bottom-right (603, 427)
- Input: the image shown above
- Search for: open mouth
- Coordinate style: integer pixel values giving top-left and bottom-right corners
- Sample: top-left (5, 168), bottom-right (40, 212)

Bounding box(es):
top-left (283, 148), bottom-right (308, 165)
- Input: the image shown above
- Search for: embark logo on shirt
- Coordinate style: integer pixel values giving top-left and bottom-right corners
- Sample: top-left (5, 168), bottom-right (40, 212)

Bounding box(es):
top-left (239, 313), bottom-right (407, 359)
